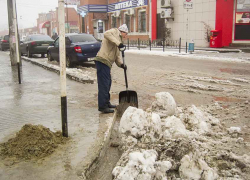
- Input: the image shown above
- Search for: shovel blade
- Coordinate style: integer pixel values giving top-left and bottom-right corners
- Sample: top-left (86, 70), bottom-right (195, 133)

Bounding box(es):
top-left (119, 90), bottom-right (138, 108)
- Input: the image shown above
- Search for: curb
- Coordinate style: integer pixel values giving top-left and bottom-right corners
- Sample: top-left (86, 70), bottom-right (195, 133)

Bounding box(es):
top-left (80, 111), bottom-right (117, 179)
top-left (21, 57), bottom-right (94, 84)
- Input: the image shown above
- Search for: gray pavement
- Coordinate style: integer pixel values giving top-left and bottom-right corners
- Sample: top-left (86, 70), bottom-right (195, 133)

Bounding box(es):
top-left (0, 51), bottom-right (115, 180)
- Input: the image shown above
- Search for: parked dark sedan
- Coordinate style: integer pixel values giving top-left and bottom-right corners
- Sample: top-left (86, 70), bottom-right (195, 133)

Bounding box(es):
top-left (0, 35), bottom-right (10, 51)
top-left (47, 33), bottom-right (101, 67)
top-left (20, 34), bottom-right (54, 58)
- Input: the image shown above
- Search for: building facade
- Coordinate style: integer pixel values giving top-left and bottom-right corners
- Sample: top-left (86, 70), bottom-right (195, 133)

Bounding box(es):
top-left (78, 0), bottom-right (250, 47)
top-left (37, 7), bottom-right (80, 37)
top-left (78, 0), bottom-right (150, 40)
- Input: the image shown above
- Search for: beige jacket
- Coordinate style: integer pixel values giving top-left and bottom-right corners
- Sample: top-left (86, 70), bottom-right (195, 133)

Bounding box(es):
top-left (96, 28), bottom-right (123, 68)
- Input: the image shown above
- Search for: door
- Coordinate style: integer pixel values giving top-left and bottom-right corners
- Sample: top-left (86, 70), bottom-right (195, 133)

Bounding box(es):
top-left (20, 36), bottom-right (28, 54)
top-left (50, 38), bottom-right (59, 60)
top-left (97, 21), bottom-right (104, 40)
top-left (157, 14), bottom-right (165, 39)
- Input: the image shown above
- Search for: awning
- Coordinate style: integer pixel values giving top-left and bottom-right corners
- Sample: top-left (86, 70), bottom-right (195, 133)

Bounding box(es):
top-left (39, 21), bottom-right (50, 29)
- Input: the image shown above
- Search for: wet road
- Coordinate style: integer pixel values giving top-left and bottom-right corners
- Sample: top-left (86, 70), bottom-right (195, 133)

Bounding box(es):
top-left (0, 51), bottom-right (114, 180)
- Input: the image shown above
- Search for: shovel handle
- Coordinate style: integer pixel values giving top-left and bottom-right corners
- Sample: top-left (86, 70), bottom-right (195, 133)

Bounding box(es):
top-left (121, 46), bottom-right (128, 90)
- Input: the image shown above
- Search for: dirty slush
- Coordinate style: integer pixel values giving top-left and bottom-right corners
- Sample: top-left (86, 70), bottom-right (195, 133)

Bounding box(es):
top-left (0, 124), bottom-right (68, 165)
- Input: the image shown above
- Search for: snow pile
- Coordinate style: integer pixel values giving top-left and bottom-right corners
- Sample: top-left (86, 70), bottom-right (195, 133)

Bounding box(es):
top-left (113, 92), bottom-right (250, 179)
top-left (179, 153), bottom-right (218, 180)
top-left (119, 107), bottom-right (162, 144)
top-left (178, 105), bottom-right (220, 134)
top-left (150, 92), bottom-right (176, 117)
top-left (22, 57), bottom-right (94, 81)
top-left (112, 149), bottom-right (172, 180)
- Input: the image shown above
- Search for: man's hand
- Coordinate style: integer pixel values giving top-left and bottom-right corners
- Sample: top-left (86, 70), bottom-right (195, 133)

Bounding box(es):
top-left (121, 64), bottom-right (127, 70)
top-left (118, 43), bottom-right (125, 49)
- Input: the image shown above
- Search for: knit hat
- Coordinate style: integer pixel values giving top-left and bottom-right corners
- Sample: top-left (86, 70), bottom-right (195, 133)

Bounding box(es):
top-left (118, 24), bottom-right (128, 33)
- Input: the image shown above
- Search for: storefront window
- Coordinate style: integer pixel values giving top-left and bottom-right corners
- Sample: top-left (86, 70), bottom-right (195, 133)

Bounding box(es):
top-left (98, 22), bottom-right (104, 33)
top-left (112, 16), bottom-right (117, 28)
top-left (125, 14), bottom-right (130, 32)
top-left (235, 0), bottom-right (250, 40)
top-left (138, 11), bottom-right (146, 32)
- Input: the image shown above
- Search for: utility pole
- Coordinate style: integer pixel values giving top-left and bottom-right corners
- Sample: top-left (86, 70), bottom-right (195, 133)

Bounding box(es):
top-left (13, 0), bottom-right (21, 84)
top-left (7, 0), bottom-right (22, 83)
top-left (7, 0), bottom-right (16, 66)
top-left (66, 1), bottom-right (70, 33)
top-left (58, 0), bottom-right (68, 137)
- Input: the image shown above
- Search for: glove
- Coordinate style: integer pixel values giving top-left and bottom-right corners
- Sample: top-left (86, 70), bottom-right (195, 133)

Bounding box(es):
top-left (118, 43), bottom-right (125, 49)
top-left (121, 64), bottom-right (127, 70)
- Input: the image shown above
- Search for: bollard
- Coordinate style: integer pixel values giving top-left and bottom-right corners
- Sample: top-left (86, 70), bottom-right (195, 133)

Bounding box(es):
top-left (163, 38), bottom-right (165, 52)
top-left (138, 38), bottom-right (140, 50)
top-left (149, 38), bottom-right (151, 51)
top-left (127, 38), bottom-right (129, 50)
top-left (186, 42), bottom-right (187, 53)
top-left (179, 38), bottom-right (181, 53)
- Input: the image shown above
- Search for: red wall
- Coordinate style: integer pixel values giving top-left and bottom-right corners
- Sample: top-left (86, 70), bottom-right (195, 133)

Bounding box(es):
top-left (216, 0), bottom-right (234, 47)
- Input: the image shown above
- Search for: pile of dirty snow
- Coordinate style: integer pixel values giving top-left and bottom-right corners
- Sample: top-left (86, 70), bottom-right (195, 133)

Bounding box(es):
top-left (0, 124), bottom-right (68, 162)
top-left (113, 92), bottom-right (250, 179)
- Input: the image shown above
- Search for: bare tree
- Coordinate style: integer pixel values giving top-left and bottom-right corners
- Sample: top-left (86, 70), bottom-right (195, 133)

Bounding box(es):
top-left (201, 21), bottom-right (212, 43)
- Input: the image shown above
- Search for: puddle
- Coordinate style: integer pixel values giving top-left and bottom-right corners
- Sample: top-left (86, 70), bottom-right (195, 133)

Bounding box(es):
top-left (220, 68), bottom-right (250, 75)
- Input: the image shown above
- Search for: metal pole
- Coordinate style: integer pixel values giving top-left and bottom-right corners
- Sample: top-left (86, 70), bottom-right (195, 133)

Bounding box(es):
top-left (12, 0), bottom-right (21, 84)
top-left (138, 38), bottom-right (140, 50)
top-left (186, 41), bottom-right (187, 53)
top-left (179, 38), bottom-right (181, 53)
top-left (149, 38), bottom-right (151, 51)
top-left (163, 38), bottom-right (165, 52)
top-left (127, 38), bottom-right (129, 50)
top-left (59, 0), bottom-right (68, 137)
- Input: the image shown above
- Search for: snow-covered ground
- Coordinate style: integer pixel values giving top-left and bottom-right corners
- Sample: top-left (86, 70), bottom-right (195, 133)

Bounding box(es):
top-left (113, 92), bottom-right (250, 180)
top-left (125, 48), bottom-right (250, 63)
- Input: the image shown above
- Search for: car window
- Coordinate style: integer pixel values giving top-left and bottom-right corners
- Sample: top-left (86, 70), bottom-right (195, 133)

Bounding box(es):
top-left (69, 34), bottom-right (97, 43)
top-left (55, 38), bottom-right (59, 47)
top-left (66, 37), bottom-right (71, 45)
top-left (4, 35), bottom-right (9, 41)
top-left (30, 35), bottom-right (53, 41)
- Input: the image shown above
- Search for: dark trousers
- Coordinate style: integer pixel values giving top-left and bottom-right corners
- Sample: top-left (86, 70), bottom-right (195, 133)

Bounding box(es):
top-left (95, 61), bottom-right (111, 109)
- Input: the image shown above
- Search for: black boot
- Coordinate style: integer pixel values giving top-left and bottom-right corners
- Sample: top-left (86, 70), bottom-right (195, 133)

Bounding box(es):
top-left (98, 108), bottom-right (114, 113)
top-left (108, 102), bottom-right (117, 108)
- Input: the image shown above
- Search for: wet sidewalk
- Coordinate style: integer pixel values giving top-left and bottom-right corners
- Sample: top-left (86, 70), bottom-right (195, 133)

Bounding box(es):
top-left (0, 52), bottom-right (116, 180)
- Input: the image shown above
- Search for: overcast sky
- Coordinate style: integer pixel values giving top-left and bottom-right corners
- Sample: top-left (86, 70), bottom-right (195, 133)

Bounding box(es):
top-left (0, 0), bottom-right (77, 31)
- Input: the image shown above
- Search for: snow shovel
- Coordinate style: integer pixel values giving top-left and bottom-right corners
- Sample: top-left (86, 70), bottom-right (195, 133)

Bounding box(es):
top-left (119, 47), bottom-right (138, 108)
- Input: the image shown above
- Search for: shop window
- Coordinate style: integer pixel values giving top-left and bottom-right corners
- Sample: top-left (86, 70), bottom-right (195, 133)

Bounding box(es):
top-left (138, 11), bottom-right (146, 32)
top-left (235, 0), bottom-right (250, 40)
top-left (112, 16), bottom-right (117, 28)
top-left (98, 21), bottom-right (104, 33)
top-left (125, 14), bottom-right (131, 32)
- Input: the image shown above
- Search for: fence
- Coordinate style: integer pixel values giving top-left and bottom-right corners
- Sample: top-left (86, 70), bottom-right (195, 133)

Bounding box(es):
top-left (124, 38), bottom-right (182, 52)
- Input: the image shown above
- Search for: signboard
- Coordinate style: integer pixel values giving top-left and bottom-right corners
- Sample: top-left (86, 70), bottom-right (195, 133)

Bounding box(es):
top-left (237, 0), bottom-right (250, 12)
top-left (64, 0), bottom-right (80, 5)
top-left (235, 12), bottom-right (250, 23)
top-left (184, 1), bottom-right (193, 9)
top-left (108, 0), bottom-right (148, 12)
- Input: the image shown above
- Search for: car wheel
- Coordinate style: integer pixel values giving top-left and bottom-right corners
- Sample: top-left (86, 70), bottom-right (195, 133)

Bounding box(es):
top-left (41, 53), bottom-right (45, 58)
top-left (27, 49), bottom-right (32, 58)
top-left (66, 56), bottom-right (73, 68)
top-left (47, 52), bottom-right (53, 61)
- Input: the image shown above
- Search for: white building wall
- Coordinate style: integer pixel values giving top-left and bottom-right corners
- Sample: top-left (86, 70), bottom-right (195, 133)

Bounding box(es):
top-left (157, 0), bottom-right (216, 47)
